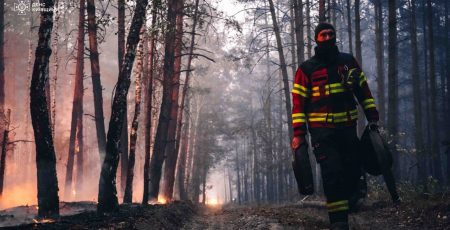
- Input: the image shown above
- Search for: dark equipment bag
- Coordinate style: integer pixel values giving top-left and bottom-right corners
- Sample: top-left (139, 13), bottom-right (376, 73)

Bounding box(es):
top-left (360, 125), bottom-right (393, 176)
top-left (292, 144), bottom-right (314, 195)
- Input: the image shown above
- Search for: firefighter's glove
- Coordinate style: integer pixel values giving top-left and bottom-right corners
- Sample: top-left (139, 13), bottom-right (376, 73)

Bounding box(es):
top-left (342, 68), bottom-right (361, 91)
top-left (291, 136), bottom-right (304, 150)
top-left (368, 121), bottom-right (379, 132)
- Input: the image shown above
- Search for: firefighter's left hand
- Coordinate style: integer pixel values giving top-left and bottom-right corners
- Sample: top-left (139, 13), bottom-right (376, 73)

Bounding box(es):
top-left (368, 121), bottom-right (379, 131)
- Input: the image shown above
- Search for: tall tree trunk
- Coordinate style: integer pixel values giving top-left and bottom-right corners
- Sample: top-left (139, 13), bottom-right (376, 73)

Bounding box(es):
top-left (174, 0), bottom-right (200, 201)
top-left (51, 0), bottom-right (60, 136)
top-left (306, 0), bottom-right (312, 58)
top-left (142, 0), bottom-right (159, 204)
top-left (354, 0), bottom-right (365, 137)
top-left (97, 0), bottom-right (147, 214)
top-left (445, 0), bottom-right (450, 182)
top-left (87, 0), bottom-right (107, 161)
top-left (422, 0), bottom-right (431, 177)
top-left (319, 0), bottom-right (326, 22)
top-left (162, 0), bottom-right (185, 201)
top-left (30, 0), bottom-right (60, 217)
top-left (387, 0), bottom-right (399, 172)
top-left (0, 109), bottom-right (10, 195)
top-left (293, 0), bottom-right (304, 64)
top-left (374, 0), bottom-right (385, 125)
top-left (251, 112), bottom-right (260, 203)
top-left (409, 0), bottom-right (426, 185)
top-left (148, 0), bottom-right (178, 202)
top-left (346, 0), bottom-right (353, 53)
top-left (0, 0), bottom-right (4, 117)
top-left (75, 104), bottom-right (84, 194)
top-left (290, 4), bottom-right (297, 76)
top-left (426, 0), bottom-right (441, 182)
top-left (235, 142), bottom-right (241, 204)
top-left (117, 0), bottom-right (129, 198)
top-left (267, 0), bottom-right (294, 140)
top-left (65, 0), bottom-right (85, 199)
top-left (124, 29), bottom-right (145, 203)
top-left (332, 0), bottom-right (336, 25)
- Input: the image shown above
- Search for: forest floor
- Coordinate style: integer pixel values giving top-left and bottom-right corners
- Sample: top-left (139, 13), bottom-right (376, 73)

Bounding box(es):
top-left (0, 193), bottom-right (449, 229)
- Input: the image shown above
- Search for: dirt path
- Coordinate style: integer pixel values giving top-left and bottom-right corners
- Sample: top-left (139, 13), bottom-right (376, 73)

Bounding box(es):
top-left (182, 198), bottom-right (450, 230)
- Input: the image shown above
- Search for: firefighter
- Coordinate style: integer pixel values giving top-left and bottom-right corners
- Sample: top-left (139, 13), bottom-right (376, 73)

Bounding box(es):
top-left (291, 22), bottom-right (379, 230)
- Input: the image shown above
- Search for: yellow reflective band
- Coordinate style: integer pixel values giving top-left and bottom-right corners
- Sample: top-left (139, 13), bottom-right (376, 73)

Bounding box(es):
top-left (359, 72), bottom-right (367, 86)
top-left (308, 112), bottom-right (327, 117)
top-left (292, 89), bottom-right (308, 97)
top-left (328, 206), bottom-right (349, 213)
top-left (292, 113), bottom-right (306, 118)
top-left (362, 98), bottom-right (375, 105)
top-left (327, 200), bottom-right (348, 208)
top-left (293, 118), bottom-right (306, 123)
top-left (364, 104), bottom-right (376, 110)
top-left (294, 83), bottom-right (308, 92)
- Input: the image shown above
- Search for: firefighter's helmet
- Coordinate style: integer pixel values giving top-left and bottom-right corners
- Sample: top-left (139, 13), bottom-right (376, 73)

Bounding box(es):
top-left (360, 125), bottom-right (393, 176)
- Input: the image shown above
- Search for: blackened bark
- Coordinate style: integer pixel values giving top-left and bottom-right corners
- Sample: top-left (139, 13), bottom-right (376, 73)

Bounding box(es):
top-left (267, 0), bottom-right (294, 140)
top-left (306, 0), bottom-right (312, 58)
top-left (162, 0), bottom-right (184, 201)
top-left (124, 28), bottom-right (144, 204)
top-left (142, 0), bottom-right (159, 204)
top-left (75, 106), bottom-right (84, 193)
top-left (30, 0), bottom-right (60, 217)
top-left (97, 0), bottom-right (148, 213)
top-left (346, 0), bottom-right (353, 53)
top-left (426, 0), bottom-right (441, 181)
top-left (293, 0), bottom-right (304, 64)
top-left (0, 109), bottom-right (10, 195)
top-left (409, 0), bottom-right (425, 185)
top-left (148, 0), bottom-right (178, 201)
top-left (65, 0), bottom-right (85, 199)
top-left (0, 0), bottom-right (4, 112)
top-left (387, 0), bottom-right (399, 172)
top-left (445, 0), bottom-right (450, 182)
top-left (118, 0), bottom-right (129, 199)
top-left (374, 0), bottom-right (385, 125)
top-left (319, 0), bottom-right (326, 22)
top-left (87, 0), bottom-right (107, 161)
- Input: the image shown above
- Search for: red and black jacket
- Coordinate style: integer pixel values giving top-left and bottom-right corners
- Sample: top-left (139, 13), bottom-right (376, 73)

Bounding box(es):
top-left (292, 51), bottom-right (379, 139)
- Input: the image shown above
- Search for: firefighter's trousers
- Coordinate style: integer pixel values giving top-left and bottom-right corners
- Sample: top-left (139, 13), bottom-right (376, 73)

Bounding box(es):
top-left (309, 126), bottom-right (362, 224)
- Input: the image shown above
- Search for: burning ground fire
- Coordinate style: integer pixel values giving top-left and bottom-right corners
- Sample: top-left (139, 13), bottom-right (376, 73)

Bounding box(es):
top-left (32, 218), bottom-right (55, 224)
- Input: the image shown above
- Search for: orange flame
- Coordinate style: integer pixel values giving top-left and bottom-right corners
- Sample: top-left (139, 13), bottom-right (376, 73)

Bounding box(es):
top-left (157, 195), bottom-right (167, 204)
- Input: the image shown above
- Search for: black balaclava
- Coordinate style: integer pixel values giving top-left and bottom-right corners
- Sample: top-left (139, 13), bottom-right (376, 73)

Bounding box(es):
top-left (314, 22), bottom-right (339, 63)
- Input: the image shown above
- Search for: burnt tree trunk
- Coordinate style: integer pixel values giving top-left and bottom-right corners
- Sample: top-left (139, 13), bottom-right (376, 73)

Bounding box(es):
top-left (409, 0), bottom-right (426, 185)
top-left (118, 0), bottom-right (129, 197)
top-left (346, 0), bottom-right (353, 53)
top-left (30, 0), bottom-right (60, 217)
top-left (87, 0), bottom-right (107, 161)
top-left (65, 0), bottom-right (85, 199)
top-left (306, 0), bottom-right (312, 58)
top-left (319, 0), bottom-right (326, 22)
top-left (148, 0), bottom-right (178, 202)
top-left (174, 0), bottom-right (200, 201)
top-left (142, 0), bottom-right (159, 204)
top-left (50, 0), bottom-right (60, 136)
top-left (97, 0), bottom-right (148, 214)
top-left (162, 0), bottom-right (184, 201)
top-left (354, 0), bottom-right (365, 137)
top-left (374, 0), bottom-right (386, 125)
top-left (123, 28), bottom-right (145, 204)
top-left (426, 0), bottom-right (441, 181)
top-left (387, 0), bottom-right (399, 172)
top-left (293, 0), bottom-right (304, 64)
top-left (0, 109), bottom-right (10, 195)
